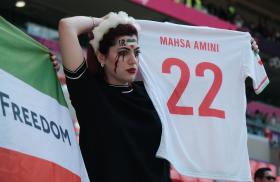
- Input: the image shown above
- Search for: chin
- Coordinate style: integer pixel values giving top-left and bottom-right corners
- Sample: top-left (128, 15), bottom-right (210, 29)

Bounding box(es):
top-left (125, 76), bottom-right (136, 83)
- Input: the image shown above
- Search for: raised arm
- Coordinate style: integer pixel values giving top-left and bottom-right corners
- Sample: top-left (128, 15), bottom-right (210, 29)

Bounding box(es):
top-left (58, 16), bottom-right (102, 71)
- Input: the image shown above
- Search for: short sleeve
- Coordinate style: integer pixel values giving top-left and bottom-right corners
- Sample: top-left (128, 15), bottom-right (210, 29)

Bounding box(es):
top-left (64, 60), bottom-right (88, 80)
top-left (63, 60), bottom-right (90, 108)
top-left (242, 44), bottom-right (269, 95)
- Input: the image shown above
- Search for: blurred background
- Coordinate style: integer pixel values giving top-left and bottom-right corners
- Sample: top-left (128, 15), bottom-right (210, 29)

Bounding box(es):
top-left (1, 0), bottom-right (280, 181)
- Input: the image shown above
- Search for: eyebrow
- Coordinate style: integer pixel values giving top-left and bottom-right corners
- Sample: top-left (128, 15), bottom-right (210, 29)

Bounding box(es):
top-left (118, 47), bottom-right (140, 51)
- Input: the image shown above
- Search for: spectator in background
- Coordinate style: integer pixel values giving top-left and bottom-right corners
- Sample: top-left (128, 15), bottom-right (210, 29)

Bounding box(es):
top-left (174, 0), bottom-right (204, 11)
top-left (275, 30), bottom-right (280, 42)
top-left (234, 14), bottom-right (244, 28)
top-left (263, 112), bottom-right (269, 124)
top-left (254, 110), bottom-right (264, 124)
top-left (254, 168), bottom-right (276, 182)
top-left (268, 112), bottom-right (278, 126)
top-left (226, 3), bottom-right (236, 22)
top-left (263, 127), bottom-right (272, 142)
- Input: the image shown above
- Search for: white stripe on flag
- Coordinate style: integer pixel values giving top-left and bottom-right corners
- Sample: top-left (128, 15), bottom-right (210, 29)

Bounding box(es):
top-left (0, 69), bottom-right (88, 181)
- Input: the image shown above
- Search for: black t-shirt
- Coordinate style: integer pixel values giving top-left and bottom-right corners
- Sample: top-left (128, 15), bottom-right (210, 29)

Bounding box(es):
top-left (64, 61), bottom-right (170, 182)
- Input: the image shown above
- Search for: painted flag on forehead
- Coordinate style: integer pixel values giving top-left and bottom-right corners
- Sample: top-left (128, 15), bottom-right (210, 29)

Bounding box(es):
top-left (138, 20), bottom-right (269, 181)
top-left (0, 17), bottom-right (89, 182)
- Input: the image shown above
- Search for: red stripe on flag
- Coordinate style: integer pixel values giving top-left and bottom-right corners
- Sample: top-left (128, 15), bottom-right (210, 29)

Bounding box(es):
top-left (0, 147), bottom-right (81, 182)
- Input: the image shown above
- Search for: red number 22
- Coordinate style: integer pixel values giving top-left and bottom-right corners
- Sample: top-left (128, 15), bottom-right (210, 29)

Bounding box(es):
top-left (162, 58), bottom-right (225, 119)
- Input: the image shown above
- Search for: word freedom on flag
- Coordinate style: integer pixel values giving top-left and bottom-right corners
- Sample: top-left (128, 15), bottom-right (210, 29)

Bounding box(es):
top-left (0, 90), bottom-right (71, 146)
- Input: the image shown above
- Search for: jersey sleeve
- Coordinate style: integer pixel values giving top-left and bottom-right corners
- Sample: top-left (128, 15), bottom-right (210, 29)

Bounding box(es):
top-left (63, 60), bottom-right (90, 109)
top-left (63, 60), bottom-right (88, 80)
top-left (242, 44), bottom-right (269, 95)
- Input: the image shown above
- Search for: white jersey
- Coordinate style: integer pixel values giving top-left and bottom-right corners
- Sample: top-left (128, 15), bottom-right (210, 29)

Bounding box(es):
top-left (138, 20), bottom-right (269, 181)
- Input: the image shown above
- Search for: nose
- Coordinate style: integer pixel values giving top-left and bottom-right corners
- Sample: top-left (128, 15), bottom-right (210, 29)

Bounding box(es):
top-left (127, 53), bottom-right (138, 65)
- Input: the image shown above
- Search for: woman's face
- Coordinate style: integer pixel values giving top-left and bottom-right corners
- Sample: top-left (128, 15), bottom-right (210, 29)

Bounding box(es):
top-left (101, 35), bottom-right (140, 85)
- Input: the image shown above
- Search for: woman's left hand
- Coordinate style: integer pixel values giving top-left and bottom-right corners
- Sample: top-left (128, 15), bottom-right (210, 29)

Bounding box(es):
top-left (251, 38), bottom-right (259, 53)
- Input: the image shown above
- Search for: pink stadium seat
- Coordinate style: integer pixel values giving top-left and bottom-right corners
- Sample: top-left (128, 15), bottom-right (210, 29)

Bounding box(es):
top-left (171, 160), bottom-right (276, 182)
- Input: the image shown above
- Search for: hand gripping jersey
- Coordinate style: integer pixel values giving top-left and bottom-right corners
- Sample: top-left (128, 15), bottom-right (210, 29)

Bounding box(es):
top-left (138, 20), bottom-right (269, 181)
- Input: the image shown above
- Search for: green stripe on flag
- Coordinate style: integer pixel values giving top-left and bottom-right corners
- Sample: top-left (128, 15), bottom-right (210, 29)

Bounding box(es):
top-left (0, 17), bottom-right (45, 50)
top-left (0, 17), bottom-right (67, 107)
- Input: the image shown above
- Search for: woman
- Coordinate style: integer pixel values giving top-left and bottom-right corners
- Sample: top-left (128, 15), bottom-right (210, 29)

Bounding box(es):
top-left (57, 11), bottom-right (260, 182)
top-left (58, 12), bottom-right (171, 182)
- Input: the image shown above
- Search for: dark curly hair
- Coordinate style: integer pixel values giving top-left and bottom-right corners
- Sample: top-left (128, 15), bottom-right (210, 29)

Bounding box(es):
top-left (254, 167), bottom-right (272, 181)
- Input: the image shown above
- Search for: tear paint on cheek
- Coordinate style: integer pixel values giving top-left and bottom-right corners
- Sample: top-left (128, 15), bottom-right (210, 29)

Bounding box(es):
top-left (114, 55), bottom-right (119, 73)
top-left (114, 55), bottom-right (125, 73)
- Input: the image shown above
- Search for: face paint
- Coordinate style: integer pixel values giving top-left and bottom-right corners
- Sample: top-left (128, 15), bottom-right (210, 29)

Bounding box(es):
top-left (114, 54), bottom-right (120, 73)
top-left (118, 38), bottom-right (138, 47)
top-left (114, 53), bottom-right (125, 73)
top-left (118, 39), bottom-right (126, 47)
top-left (126, 38), bottom-right (137, 46)
top-left (113, 37), bottom-right (138, 73)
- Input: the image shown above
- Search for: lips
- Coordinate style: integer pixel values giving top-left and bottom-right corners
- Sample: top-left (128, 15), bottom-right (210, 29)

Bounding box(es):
top-left (126, 68), bottom-right (136, 74)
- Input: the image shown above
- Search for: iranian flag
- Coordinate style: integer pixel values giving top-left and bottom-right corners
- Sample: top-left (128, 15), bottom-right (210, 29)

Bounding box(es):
top-left (0, 17), bottom-right (89, 182)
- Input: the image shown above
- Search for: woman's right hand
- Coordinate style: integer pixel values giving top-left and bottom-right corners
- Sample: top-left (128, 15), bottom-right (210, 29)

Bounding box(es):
top-left (49, 52), bottom-right (60, 72)
top-left (92, 14), bottom-right (110, 28)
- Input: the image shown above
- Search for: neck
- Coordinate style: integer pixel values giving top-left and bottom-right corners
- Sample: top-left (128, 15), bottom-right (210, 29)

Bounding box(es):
top-left (105, 78), bottom-right (129, 86)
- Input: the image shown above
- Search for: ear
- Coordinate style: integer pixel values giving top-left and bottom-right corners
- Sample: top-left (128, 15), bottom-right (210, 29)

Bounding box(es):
top-left (96, 51), bottom-right (106, 65)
